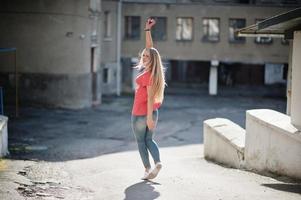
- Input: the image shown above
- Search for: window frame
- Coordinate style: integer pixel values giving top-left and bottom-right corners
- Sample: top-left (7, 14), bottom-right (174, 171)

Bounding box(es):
top-left (103, 10), bottom-right (112, 40)
top-left (202, 17), bottom-right (220, 43)
top-left (229, 18), bottom-right (246, 44)
top-left (176, 17), bottom-right (194, 42)
top-left (150, 16), bottom-right (168, 41)
top-left (124, 16), bottom-right (141, 40)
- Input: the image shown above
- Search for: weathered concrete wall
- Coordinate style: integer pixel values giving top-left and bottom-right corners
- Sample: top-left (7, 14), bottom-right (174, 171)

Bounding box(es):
top-left (0, 0), bottom-right (101, 108)
top-left (0, 0), bottom-right (91, 74)
top-left (204, 118), bottom-right (245, 169)
top-left (122, 3), bottom-right (290, 63)
top-left (245, 109), bottom-right (301, 179)
top-left (19, 73), bottom-right (93, 108)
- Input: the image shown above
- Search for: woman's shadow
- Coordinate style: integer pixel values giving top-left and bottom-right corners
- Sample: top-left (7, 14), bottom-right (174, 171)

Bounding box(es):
top-left (124, 180), bottom-right (161, 200)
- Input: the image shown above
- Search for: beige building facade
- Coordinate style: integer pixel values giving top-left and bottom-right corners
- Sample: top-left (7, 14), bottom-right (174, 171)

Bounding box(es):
top-left (116, 1), bottom-right (298, 93)
top-left (0, 0), bottom-right (300, 109)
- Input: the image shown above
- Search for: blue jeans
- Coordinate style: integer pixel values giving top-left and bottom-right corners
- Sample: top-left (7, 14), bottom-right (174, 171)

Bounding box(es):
top-left (131, 110), bottom-right (161, 169)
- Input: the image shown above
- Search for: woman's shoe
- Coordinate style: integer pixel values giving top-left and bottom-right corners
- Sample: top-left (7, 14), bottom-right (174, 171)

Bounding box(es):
top-left (146, 162), bottom-right (162, 179)
top-left (141, 171), bottom-right (150, 180)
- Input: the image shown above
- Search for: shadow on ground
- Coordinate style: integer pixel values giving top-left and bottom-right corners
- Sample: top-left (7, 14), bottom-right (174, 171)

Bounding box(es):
top-left (262, 183), bottom-right (301, 194)
top-left (124, 181), bottom-right (161, 200)
top-left (5, 86), bottom-right (286, 162)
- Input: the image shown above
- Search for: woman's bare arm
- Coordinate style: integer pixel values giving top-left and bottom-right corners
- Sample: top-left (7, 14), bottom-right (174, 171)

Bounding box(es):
top-left (147, 86), bottom-right (155, 130)
top-left (145, 18), bottom-right (156, 49)
top-left (145, 18), bottom-right (156, 130)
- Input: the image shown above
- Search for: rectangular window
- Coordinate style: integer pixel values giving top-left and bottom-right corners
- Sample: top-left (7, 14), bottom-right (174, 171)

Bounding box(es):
top-left (255, 19), bottom-right (273, 44)
top-left (176, 17), bottom-right (193, 41)
top-left (151, 17), bottom-right (167, 41)
top-left (103, 68), bottom-right (109, 83)
top-left (125, 16), bottom-right (140, 40)
top-left (229, 18), bottom-right (246, 43)
top-left (202, 18), bottom-right (220, 42)
top-left (104, 11), bottom-right (111, 38)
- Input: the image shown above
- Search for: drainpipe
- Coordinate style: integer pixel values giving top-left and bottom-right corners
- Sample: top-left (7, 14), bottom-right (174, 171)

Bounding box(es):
top-left (116, 0), bottom-right (122, 96)
top-left (90, 0), bottom-right (101, 105)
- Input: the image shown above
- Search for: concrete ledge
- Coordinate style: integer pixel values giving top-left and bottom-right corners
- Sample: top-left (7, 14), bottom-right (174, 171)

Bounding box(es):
top-left (245, 109), bottom-right (301, 179)
top-left (0, 72), bottom-right (95, 109)
top-left (204, 118), bottom-right (246, 169)
top-left (0, 115), bottom-right (8, 157)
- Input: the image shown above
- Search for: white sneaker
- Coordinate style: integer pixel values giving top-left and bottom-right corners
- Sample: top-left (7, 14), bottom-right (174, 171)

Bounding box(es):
top-left (141, 171), bottom-right (150, 180)
top-left (146, 162), bottom-right (162, 179)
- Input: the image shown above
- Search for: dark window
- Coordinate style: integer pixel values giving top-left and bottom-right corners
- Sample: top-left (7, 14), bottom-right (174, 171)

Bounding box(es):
top-left (229, 18), bottom-right (246, 43)
top-left (254, 19), bottom-right (273, 44)
top-left (176, 17), bottom-right (193, 41)
top-left (202, 18), bottom-right (220, 42)
top-left (103, 68), bottom-right (108, 83)
top-left (125, 16), bottom-right (140, 40)
top-left (151, 17), bottom-right (167, 41)
top-left (283, 64), bottom-right (288, 80)
top-left (104, 11), bottom-right (111, 38)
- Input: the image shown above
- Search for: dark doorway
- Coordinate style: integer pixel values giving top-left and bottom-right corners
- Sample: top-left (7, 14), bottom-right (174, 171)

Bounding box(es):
top-left (219, 62), bottom-right (265, 86)
top-left (168, 60), bottom-right (210, 87)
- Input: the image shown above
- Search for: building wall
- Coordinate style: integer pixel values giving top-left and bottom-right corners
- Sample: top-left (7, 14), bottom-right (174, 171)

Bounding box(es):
top-left (0, 0), bottom-right (102, 108)
top-left (101, 0), bottom-right (119, 94)
top-left (0, 0), bottom-right (91, 74)
top-left (121, 3), bottom-right (291, 64)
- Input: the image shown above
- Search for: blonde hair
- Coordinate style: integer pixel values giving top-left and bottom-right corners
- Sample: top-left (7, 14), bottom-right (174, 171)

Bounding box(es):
top-left (136, 47), bottom-right (166, 103)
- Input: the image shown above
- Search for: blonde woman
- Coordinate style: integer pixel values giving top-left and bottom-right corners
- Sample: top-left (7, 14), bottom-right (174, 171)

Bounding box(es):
top-left (131, 18), bottom-right (166, 180)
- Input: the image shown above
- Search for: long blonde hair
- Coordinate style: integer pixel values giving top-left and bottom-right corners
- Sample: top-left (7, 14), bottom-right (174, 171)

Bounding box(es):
top-left (136, 47), bottom-right (166, 103)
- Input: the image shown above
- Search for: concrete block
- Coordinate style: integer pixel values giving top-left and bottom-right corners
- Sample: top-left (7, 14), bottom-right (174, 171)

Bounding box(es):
top-left (0, 115), bottom-right (8, 157)
top-left (245, 109), bottom-right (301, 179)
top-left (204, 118), bottom-right (246, 169)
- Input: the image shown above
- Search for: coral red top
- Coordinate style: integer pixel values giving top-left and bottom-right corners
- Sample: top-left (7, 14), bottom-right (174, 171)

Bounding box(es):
top-left (132, 70), bottom-right (161, 116)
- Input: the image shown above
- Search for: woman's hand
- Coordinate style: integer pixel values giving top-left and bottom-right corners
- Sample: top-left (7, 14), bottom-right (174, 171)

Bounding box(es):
top-left (145, 18), bottom-right (156, 30)
top-left (147, 117), bottom-right (155, 130)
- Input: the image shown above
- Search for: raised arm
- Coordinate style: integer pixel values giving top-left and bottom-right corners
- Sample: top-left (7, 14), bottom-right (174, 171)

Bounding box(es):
top-left (145, 18), bottom-right (156, 49)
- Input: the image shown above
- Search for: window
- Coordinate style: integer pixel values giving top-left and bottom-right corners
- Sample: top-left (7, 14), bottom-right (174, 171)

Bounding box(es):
top-left (176, 17), bottom-right (193, 41)
top-left (125, 16), bottom-right (140, 40)
top-left (103, 68), bottom-right (109, 83)
top-left (104, 11), bottom-right (111, 38)
top-left (229, 18), bottom-right (246, 43)
top-left (151, 17), bottom-right (167, 41)
top-left (202, 18), bottom-right (220, 42)
top-left (255, 19), bottom-right (273, 44)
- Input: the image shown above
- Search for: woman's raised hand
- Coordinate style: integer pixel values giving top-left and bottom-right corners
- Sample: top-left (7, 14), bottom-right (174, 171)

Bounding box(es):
top-left (145, 18), bottom-right (156, 30)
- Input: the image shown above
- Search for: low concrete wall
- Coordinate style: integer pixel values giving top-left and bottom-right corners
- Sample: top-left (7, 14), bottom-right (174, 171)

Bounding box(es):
top-left (0, 72), bottom-right (94, 109)
top-left (245, 109), bottom-right (301, 179)
top-left (0, 115), bottom-right (8, 157)
top-left (204, 118), bottom-right (246, 169)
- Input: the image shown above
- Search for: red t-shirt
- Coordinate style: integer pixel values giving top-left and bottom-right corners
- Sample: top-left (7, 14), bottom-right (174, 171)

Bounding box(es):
top-left (132, 70), bottom-right (161, 116)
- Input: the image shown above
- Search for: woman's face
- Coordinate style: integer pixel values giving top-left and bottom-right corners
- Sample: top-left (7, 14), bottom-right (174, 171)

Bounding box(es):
top-left (142, 50), bottom-right (151, 68)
